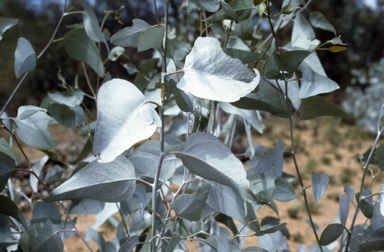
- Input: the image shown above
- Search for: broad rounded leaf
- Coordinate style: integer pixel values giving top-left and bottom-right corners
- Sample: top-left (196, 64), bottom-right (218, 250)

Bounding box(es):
top-left (64, 28), bottom-right (104, 77)
top-left (177, 37), bottom-right (260, 102)
top-left (0, 18), bottom-right (18, 40)
top-left (291, 14), bottom-right (317, 50)
top-left (137, 25), bottom-right (165, 52)
top-left (272, 178), bottom-right (297, 202)
top-left (47, 89), bottom-right (84, 107)
top-left (46, 155), bottom-right (136, 202)
top-left (319, 223), bottom-right (345, 246)
top-left (83, 6), bottom-right (106, 43)
top-left (312, 172), bottom-right (329, 202)
top-left (15, 106), bottom-right (56, 149)
top-left (93, 79), bottom-right (161, 163)
top-left (176, 132), bottom-right (262, 204)
top-left (14, 37), bottom-right (36, 78)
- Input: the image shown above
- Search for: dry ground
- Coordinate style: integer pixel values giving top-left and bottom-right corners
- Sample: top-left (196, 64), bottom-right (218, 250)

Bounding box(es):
top-left (15, 116), bottom-right (381, 251)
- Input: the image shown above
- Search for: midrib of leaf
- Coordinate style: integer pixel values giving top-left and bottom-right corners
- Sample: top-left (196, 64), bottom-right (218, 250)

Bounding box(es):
top-left (184, 68), bottom-right (254, 82)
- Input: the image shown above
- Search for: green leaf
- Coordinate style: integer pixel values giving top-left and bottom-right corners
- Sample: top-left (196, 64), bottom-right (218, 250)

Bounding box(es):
top-left (47, 104), bottom-right (85, 129)
top-left (319, 223), bottom-right (345, 246)
top-left (0, 195), bottom-right (29, 233)
top-left (176, 132), bottom-right (263, 205)
top-left (171, 183), bottom-right (210, 221)
top-left (108, 46), bottom-right (125, 61)
top-left (93, 79), bottom-right (161, 163)
top-left (208, 0), bottom-right (255, 22)
top-left (15, 106), bottom-right (56, 149)
top-left (196, 0), bottom-right (221, 12)
top-left (138, 24), bottom-right (165, 52)
top-left (298, 96), bottom-right (350, 120)
top-left (45, 155), bottom-right (136, 202)
top-left (0, 18), bottom-right (18, 40)
top-left (20, 222), bottom-right (63, 251)
top-left (111, 19), bottom-right (164, 52)
top-left (64, 28), bottom-right (104, 77)
top-left (256, 223), bottom-right (287, 236)
top-left (0, 138), bottom-right (15, 160)
top-left (83, 6), bottom-right (106, 43)
top-left (312, 172), bottom-right (329, 202)
top-left (0, 153), bottom-right (16, 192)
top-left (272, 178), bottom-right (297, 202)
top-left (223, 48), bottom-right (261, 64)
top-left (177, 37), bottom-right (260, 102)
top-left (265, 50), bottom-right (310, 79)
top-left (44, 165), bottom-right (64, 184)
top-left (309, 11), bottom-right (336, 34)
top-left (232, 79), bottom-right (290, 118)
top-left (298, 61), bottom-right (339, 98)
top-left (14, 37), bottom-right (36, 78)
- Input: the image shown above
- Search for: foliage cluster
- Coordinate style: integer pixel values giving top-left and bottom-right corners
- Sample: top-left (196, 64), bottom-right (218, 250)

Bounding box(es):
top-left (1, 0), bottom-right (384, 251)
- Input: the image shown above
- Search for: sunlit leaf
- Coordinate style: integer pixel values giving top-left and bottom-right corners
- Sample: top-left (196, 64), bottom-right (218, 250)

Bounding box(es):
top-left (319, 223), bottom-right (345, 246)
top-left (46, 89), bottom-right (84, 107)
top-left (108, 46), bottom-right (125, 61)
top-left (83, 6), bottom-right (106, 43)
top-left (15, 106), bottom-right (56, 150)
top-left (64, 28), bottom-right (104, 77)
top-left (176, 132), bottom-right (263, 205)
top-left (45, 155), bottom-right (136, 202)
top-left (0, 18), bottom-right (18, 40)
top-left (93, 79), bottom-right (161, 163)
top-left (177, 37), bottom-right (260, 102)
top-left (291, 14), bottom-right (317, 50)
top-left (312, 172), bottom-right (329, 202)
top-left (14, 37), bottom-right (36, 78)
top-left (298, 61), bottom-right (339, 98)
top-left (30, 155), bottom-right (49, 193)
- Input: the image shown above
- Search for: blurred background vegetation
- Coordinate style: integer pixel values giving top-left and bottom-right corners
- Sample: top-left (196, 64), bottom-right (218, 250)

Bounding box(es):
top-left (0, 0), bottom-right (383, 129)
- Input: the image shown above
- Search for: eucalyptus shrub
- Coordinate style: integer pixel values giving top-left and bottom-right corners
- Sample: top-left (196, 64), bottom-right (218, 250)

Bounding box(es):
top-left (1, 0), bottom-right (383, 251)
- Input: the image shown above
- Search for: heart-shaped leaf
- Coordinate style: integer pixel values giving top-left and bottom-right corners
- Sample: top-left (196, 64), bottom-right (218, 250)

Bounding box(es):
top-left (45, 155), bottom-right (136, 202)
top-left (177, 37), bottom-right (260, 102)
top-left (15, 106), bottom-right (56, 150)
top-left (14, 37), bottom-right (36, 78)
top-left (312, 172), bottom-right (329, 202)
top-left (93, 79), bottom-right (161, 163)
top-left (176, 132), bottom-right (262, 204)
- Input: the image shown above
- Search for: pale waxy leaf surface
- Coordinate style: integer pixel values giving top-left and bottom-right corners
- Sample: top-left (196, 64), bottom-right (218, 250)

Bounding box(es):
top-left (272, 178), bottom-right (297, 202)
top-left (311, 172), bottom-right (329, 202)
top-left (177, 37), bottom-right (260, 102)
top-left (14, 37), bottom-right (36, 78)
top-left (176, 132), bottom-right (261, 204)
top-left (46, 155), bottom-right (136, 202)
top-left (0, 18), bottom-right (18, 40)
top-left (15, 106), bottom-right (56, 150)
top-left (20, 222), bottom-right (63, 252)
top-left (93, 79), bottom-right (161, 163)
